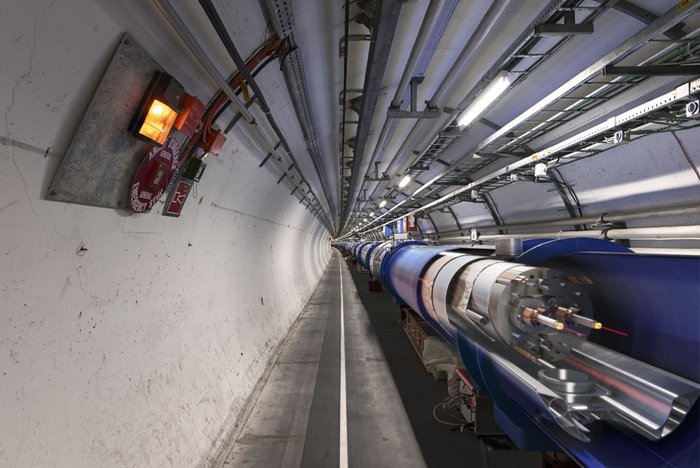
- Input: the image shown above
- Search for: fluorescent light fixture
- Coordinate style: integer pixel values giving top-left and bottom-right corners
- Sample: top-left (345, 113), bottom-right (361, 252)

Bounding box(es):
top-left (457, 71), bottom-right (512, 128)
top-left (379, 200), bottom-right (387, 208)
top-left (398, 175), bottom-right (411, 188)
top-left (369, 212), bottom-right (375, 216)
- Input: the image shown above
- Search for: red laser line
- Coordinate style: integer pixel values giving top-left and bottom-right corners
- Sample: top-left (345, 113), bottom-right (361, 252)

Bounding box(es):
top-left (601, 326), bottom-right (628, 337)
top-left (564, 326), bottom-right (586, 337)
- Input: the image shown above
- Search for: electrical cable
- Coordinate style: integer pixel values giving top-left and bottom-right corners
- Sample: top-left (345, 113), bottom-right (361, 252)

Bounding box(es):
top-left (199, 0), bottom-right (334, 230)
top-left (432, 393), bottom-right (470, 427)
top-left (432, 403), bottom-right (466, 426)
top-left (214, 55), bottom-right (278, 126)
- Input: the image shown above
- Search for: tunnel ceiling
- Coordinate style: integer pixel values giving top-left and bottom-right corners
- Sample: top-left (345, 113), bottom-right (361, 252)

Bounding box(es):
top-left (134, 0), bottom-right (700, 237)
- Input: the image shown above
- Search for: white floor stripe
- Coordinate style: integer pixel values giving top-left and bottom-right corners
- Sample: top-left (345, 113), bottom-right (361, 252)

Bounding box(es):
top-left (339, 256), bottom-right (349, 468)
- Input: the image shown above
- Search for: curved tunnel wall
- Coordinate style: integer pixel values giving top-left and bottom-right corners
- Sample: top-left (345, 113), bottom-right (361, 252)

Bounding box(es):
top-left (0, 0), bottom-right (331, 466)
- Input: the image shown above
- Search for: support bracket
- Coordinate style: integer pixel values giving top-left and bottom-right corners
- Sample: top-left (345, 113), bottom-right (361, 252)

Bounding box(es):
top-left (535, 11), bottom-right (593, 36)
top-left (365, 161), bottom-right (389, 181)
top-left (387, 76), bottom-right (441, 119)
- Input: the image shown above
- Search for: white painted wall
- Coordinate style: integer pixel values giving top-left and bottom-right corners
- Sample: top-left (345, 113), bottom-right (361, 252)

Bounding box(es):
top-left (0, 0), bottom-right (331, 466)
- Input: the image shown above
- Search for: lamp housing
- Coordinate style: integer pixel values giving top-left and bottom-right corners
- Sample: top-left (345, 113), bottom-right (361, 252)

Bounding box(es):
top-left (129, 71), bottom-right (184, 145)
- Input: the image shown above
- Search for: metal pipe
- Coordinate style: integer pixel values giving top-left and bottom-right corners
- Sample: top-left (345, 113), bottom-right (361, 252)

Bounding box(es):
top-left (153, 0), bottom-right (333, 230)
top-left (363, 0), bottom-right (607, 214)
top-left (153, 0), bottom-right (255, 124)
top-left (390, 0), bottom-right (444, 109)
top-left (199, 0), bottom-right (335, 229)
top-left (339, 0), bottom-right (350, 225)
top-left (478, 224), bottom-right (700, 241)
top-left (421, 202), bottom-right (700, 238)
top-left (363, 74), bottom-right (700, 234)
top-left (359, 0), bottom-right (512, 209)
top-left (476, 0), bottom-right (700, 152)
top-left (343, 0), bottom-right (403, 232)
top-left (358, 1), bottom-right (699, 233)
top-left (357, 0), bottom-right (449, 212)
top-left (260, 0), bottom-right (338, 231)
top-left (607, 225), bottom-right (700, 240)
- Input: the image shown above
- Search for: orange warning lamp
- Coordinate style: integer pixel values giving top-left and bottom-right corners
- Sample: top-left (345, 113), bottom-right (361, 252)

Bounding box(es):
top-left (130, 71), bottom-right (183, 145)
top-left (138, 99), bottom-right (178, 144)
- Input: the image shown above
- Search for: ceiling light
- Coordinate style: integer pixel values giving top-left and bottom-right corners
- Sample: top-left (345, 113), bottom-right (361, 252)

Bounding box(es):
top-left (379, 200), bottom-right (387, 208)
top-left (398, 175), bottom-right (411, 188)
top-left (457, 71), bottom-right (512, 128)
top-left (369, 212), bottom-right (375, 216)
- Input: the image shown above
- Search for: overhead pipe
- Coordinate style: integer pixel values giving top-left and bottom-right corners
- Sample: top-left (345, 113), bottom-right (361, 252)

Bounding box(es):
top-left (358, 0), bottom-right (512, 211)
top-left (152, 0), bottom-right (333, 230)
top-left (342, 0), bottom-right (403, 232)
top-left (390, 0), bottom-right (445, 109)
top-left (416, 202), bottom-right (700, 239)
top-left (259, 0), bottom-right (339, 231)
top-left (477, 224), bottom-right (700, 241)
top-left (198, 0), bottom-right (336, 231)
top-left (339, 0), bottom-right (351, 226)
top-left (383, 0), bottom-right (512, 173)
top-left (357, 0), bottom-right (448, 208)
top-left (360, 64), bottom-right (700, 236)
top-left (359, 0), bottom-right (629, 221)
top-left (475, 0), bottom-right (700, 153)
top-left (362, 0), bottom-right (571, 210)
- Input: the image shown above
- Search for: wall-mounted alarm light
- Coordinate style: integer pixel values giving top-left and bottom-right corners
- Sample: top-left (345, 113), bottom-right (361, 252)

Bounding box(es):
top-left (129, 71), bottom-right (184, 145)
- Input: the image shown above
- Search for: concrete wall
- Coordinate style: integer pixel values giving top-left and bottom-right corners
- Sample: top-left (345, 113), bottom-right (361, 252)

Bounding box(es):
top-left (0, 0), bottom-right (331, 466)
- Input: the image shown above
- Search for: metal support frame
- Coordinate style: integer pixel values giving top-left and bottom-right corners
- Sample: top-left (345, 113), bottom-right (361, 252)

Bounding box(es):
top-left (365, 161), bottom-right (389, 181)
top-left (480, 192), bottom-right (505, 234)
top-left (446, 206), bottom-right (462, 231)
top-left (387, 76), bottom-right (441, 118)
top-left (154, 0), bottom-right (333, 231)
top-left (339, 34), bottom-right (372, 56)
top-left (259, 153), bottom-right (273, 168)
top-left (361, 77), bottom-right (700, 234)
top-left (603, 65), bottom-right (700, 76)
top-left (356, 0), bottom-right (573, 221)
top-left (352, 0), bottom-right (457, 218)
top-left (342, 0), bottom-right (403, 230)
top-left (477, 1), bottom-right (700, 153)
top-left (546, 168), bottom-right (583, 230)
top-left (534, 10), bottom-right (594, 36)
top-left (261, 0), bottom-right (338, 231)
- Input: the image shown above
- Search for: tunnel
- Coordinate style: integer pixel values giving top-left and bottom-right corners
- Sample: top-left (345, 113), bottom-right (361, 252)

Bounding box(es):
top-left (2, 1), bottom-right (700, 467)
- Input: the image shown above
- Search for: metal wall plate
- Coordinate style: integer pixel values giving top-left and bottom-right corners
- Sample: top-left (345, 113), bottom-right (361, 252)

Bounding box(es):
top-left (46, 34), bottom-right (162, 209)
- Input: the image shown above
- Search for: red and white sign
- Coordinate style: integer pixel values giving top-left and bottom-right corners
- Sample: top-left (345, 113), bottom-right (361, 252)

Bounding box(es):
top-left (163, 179), bottom-right (193, 217)
top-left (405, 214), bottom-right (417, 232)
top-left (129, 137), bottom-right (180, 213)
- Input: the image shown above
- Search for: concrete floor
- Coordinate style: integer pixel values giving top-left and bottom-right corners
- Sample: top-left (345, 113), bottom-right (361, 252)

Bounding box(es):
top-left (216, 251), bottom-right (483, 467)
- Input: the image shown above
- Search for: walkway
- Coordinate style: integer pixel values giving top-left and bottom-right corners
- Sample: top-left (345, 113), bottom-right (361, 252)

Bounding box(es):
top-left (215, 251), bottom-right (483, 467)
